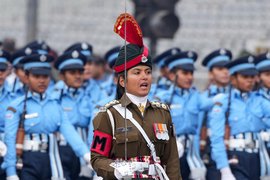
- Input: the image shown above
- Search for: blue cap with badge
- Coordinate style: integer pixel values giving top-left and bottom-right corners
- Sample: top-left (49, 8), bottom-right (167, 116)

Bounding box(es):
top-left (54, 50), bottom-right (86, 71)
top-left (64, 42), bottom-right (93, 60)
top-left (11, 48), bottom-right (36, 68)
top-left (153, 47), bottom-right (181, 68)
top-left (20, 53), bottom-right (54, 75)
top-left (254, 52), bottom-right (270, 72)
top-left (202, 48), bottom-right (232, 70)
top-left (104, 46), bottom-right (121, 69)
top-left (165, 51), bottom-right (197, 71)
top-left (23, 40), bottom-right (51, 55)
top-left (226, 55), bottom-right (258, 76)
top-left (0, 50), bottom-right (11, 70)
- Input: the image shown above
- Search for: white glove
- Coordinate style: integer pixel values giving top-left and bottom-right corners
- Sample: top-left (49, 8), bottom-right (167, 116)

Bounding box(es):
top-left (6, 175), bottom-right (19, 180)
top-left (190, 167), bottom-right (206, 180)
top-left (79, 164), bottom-right (93, 178)
top-left (110, 161), bottom-right (138, 179)
top-left (221, 167), bottom-right (236, 180)
top-left (83, 152), bottom-right (91, 164)
top-left (0, 140), bottom-right (7, 157)
top-left (113, 163), bottom-right (133, 179)
top-left (176, 138), bottom-right (184, 158)
top-left (212, 93), bottom-right (226, 104)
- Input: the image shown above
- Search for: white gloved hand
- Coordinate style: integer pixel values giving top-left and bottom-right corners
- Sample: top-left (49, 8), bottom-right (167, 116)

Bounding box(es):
top-left (190, 167), bottom-right (206, 180)
top-left (221, 167), bottom-right (236, 180)
top-left (6, 175), bottom-right (19, 180)
top-left (110, 162), bottom-right (136, 179)
top-left (79, 164), bottom-right (93, 178)
top-left (176, 138), bottom-right (184, 158)
top-left (212, 93), bottom-right (226, 104)
top-left (83, 152), bottom-right (91, 164)
top-left (0, 140), bottom-right (7, 157)
top-left (113, 164), bottom-right (134, 179)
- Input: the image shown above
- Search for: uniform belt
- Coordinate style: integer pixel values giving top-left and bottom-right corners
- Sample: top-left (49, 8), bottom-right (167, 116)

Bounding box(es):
top-left (23, 133), bottom-right (49, 152)
top-left (113, 156), bottom-right (161, 178)
top-left (176, 134), bottom-right (191, 150)
top-left (260, 131), bottom-right (270, 142)
top-left (229, 132), bottom-right (259, 153)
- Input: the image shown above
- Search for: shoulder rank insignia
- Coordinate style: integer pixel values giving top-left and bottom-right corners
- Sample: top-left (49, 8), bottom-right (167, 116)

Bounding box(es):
top-left (104, 100), bottom-right (120, 109)
top-left (150, 101), bottom-right (169, 111)
top-left (153, 123), bottom-right (170, 140)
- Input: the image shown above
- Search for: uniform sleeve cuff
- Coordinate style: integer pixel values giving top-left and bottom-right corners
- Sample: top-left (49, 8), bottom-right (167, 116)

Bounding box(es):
top-left (6, 166), bottom-right (16, 177)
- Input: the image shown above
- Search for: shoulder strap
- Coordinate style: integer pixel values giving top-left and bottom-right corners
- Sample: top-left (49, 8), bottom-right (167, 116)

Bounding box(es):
top-left (106, 109), bottom-right (116, 139)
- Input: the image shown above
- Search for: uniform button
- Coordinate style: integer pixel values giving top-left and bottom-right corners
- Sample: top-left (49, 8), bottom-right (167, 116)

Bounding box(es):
top-left (31, 123), bottom-right (35, 126)
top-left (57, 122), bottom-right (61, 126)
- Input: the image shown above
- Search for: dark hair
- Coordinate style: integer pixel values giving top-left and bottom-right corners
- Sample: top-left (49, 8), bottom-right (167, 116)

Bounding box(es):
top-left (116, 72), bottom-right (125, 100)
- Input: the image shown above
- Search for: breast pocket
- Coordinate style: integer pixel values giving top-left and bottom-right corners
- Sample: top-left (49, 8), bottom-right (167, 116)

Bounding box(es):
top-left (24, 113), bottom-right (41, 131)
top-left (153, 137), bottom-right (169, 157)
top-left (113, 131), bottom-right (139, 158)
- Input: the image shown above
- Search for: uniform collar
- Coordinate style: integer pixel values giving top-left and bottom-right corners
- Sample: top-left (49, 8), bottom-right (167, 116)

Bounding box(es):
top-left (262, 86), bottom-right (270, 95)
top-left (55, 80), bottom-right (82, 98)
top-left (175, 86), bottom-right (190, 96)
top-left (28, 91), bottom-right (47, 101)
top-left (209, 84), bottom-right (228, 95)
top-left (233, 88), bottom-right (251, 100)
top-left (126, 92), bottom-right (147, 107)
top-left (120, 93), bottom-right (151, 108)
top-left (259, 86), bottom-right (270, 99)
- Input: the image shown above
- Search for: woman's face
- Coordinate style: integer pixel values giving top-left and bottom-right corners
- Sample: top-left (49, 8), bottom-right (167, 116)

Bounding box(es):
top-left (259, 71), bottom-right (270, 89)
top-left (120, 65), bottom-right (152, 97)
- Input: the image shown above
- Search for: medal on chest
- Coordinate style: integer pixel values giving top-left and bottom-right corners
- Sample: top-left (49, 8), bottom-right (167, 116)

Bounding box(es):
top-left (153, 123), bottom-right (169, 140)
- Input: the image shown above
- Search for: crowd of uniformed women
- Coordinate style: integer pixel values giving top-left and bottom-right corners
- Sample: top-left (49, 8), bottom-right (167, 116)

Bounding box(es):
top-left (0, 35), bottom-right (270, 180)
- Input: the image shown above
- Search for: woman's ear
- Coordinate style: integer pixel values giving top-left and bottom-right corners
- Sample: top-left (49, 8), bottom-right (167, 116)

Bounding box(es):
top-left (119, 76), bottom-right (125, 88)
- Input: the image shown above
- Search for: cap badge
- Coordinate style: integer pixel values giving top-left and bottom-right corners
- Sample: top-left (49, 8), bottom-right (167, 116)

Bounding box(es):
top-left (40, 55), bottom-right (47, 62)
top-left (141, 55), bottom-right (148, 63)
top-left (171, 49), bottom-right (178, 55)
top-left (267, 52), bottom-right (270, 59)
top-left (248, 56), bottom-right (254, 63)
top-left (81, 43), bottom-right (88, 50)
top-left (42, 44), bottom-right (47, 50)
top-left (25, 48), bottom-right (32, 55)
top-left (220, 49), bottom-right (226, 55)
top-left (72, 51), bottom-right (79, 58)
top-left (187, 51), bottom-right (193, 58)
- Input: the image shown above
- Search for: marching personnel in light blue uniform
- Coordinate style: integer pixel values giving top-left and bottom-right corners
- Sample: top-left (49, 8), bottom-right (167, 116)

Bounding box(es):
top-left (149, 47), bottom-right (181, 100)
top-left (8, 48), bottom-right (33, 98)
top-left (0, 50), bottom-right (14, 179)
top-left (100, 46), bottom-right (120, 98)
top-left (155, 51), bottom-right (219, 180)
top-left (197, 48), bottom-right (232, 180)
top-left (2, 53), bottom-right (91, 180)
top-left (64, 42), bottom-right (107, 105)
top-left (208, 55), bottom-right (270, 180)
top-left (255, 52), bottom-right (270, 155)
top-left (23, 40), bottom-right (56, 93)
top-left (52, 50), bottom-right (93, 180)
top-left (87, 46), bottom-right (120, 151)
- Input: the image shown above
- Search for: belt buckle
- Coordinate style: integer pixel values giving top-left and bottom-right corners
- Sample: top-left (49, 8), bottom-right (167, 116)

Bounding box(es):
top-left (39, 143), bottom-right (48, 152)
top-left (245, 140), bottom-right (255, 149)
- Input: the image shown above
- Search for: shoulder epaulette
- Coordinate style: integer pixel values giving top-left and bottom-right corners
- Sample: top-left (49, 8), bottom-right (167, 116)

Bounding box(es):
top-left (7, 107), bottom-right (16, 113)
top-left (151, 101), bottom-right (170, 111)
top-left (98, 100), bottom-right (120, 112)
top-left (105, 100), bottom-right (120, 108)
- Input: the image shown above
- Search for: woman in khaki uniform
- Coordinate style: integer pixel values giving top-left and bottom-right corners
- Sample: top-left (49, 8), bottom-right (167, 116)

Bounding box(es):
top-left (90, 13), bottom-right (181, 180)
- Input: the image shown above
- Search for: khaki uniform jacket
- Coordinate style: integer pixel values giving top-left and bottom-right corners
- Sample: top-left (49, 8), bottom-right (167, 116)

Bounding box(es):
top-left (91, 94), bottom-right (181, 180)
